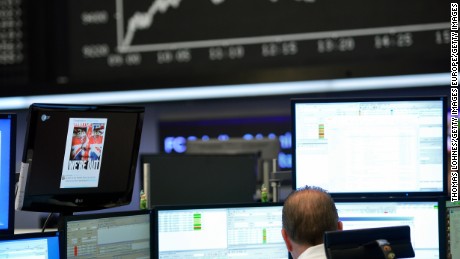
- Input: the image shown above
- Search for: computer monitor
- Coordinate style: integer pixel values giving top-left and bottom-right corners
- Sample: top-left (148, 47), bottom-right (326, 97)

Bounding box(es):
top-left (0, 114), bottom-right (15, 235)
top-left (446, 201), bottom-right (460, 258)
top-left (15, 103), bottom-right (144, 213)
top-left (63, 210), bottom-right (152, 258)
top-left (141, 154), bottom-right (259, 207)
top-left (152, 203), bottom-right (288, 258)
top-left (334, 198), bottom-right (446, 258)
top-left (186, 138), bottom-right (280, 191)
top-left (324, 225), bottom-right (415, 259)
top-left (0, 231), bottom-right (61, 258)
top-left (291, 96), bottom-right (447, 197)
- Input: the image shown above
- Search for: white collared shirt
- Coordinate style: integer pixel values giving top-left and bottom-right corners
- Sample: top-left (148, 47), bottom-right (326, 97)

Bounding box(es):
top-left (298, 243), bottom-right (327, 259)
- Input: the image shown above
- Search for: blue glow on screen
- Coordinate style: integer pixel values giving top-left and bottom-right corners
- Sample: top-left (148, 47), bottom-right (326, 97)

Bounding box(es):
top-left (163, 131), bottom-right (292, 169)
top-left (160, 116), bottom-right (293, 169)
top-left (0, 235), bottom-right (60, 259)
top-left (47, 236), bottom-right (60, 259)
top-left (0, 118), bottom-right (12, 231)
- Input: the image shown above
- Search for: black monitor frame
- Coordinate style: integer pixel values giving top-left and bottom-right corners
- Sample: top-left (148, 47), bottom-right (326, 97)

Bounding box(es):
top-left (324, 225), bottom-right (415, 259)
top-left (61, 210), bottom-right (153, 258)
top-left (15, 103), bottom-right (144, 213)
top-left (152, 202), bottom-right (286, 259)
top-left (0, 114), bottom-right (15, 236)
top-left (141, 153), bottom-right (260, 207)
top-left (0, 231), bottom-right (61, 258)
top-left (332, 196), bottom-right (446, 259)
top-left (291, 96), bottom-right (448, 198)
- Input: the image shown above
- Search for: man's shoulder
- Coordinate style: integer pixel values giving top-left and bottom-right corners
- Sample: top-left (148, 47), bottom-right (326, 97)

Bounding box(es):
top-left (298, 243), bottom-right (327, 259)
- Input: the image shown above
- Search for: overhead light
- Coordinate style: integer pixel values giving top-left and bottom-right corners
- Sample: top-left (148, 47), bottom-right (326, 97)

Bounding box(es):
top-left (0, 73), bottom-right (449, 110)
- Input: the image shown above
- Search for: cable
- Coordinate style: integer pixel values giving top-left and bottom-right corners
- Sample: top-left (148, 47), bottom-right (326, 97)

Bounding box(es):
top-left (41, 213), bottom-right (54, 233)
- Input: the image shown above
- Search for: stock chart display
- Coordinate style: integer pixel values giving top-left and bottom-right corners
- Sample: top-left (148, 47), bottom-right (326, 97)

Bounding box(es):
top-left (0, 0), bottom-right (451, 96)
top-left (63, 0), bottom-right (450, 87)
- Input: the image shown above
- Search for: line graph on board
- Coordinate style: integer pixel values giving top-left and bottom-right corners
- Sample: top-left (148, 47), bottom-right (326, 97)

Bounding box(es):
top-left (115, 0), bottom-right (320, 53)
top-left (117, 0), bottom-right (229, 51)
top-left (68, 0), bottom-right (450, 84)
top-left (115, 0), bottom-right (448, 54)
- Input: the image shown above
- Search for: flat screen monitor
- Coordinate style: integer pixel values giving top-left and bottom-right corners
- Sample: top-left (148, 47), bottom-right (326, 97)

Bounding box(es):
top-left (291, 96), bottom-right (447, 197)
top-left (15, 103), bottom-right (144, 213)
top-left (324, 225), bottom-right (415, 259)
top-left (0, 231), bottom-right (61, 258)
top-left (334, 198), bottom-right (445, 258)
top-left (141, 154), bottom-right (258, 207)
top-left (446, 201), bottom-right (460, 258)
top-left (0, 114), bottom-right (15, 235)
top-left (152, 203), bottom-right (287, 258)
top-left (186, 138), bottom-right (280, 187)
top-left (63, 210), bottom-right (152, 258)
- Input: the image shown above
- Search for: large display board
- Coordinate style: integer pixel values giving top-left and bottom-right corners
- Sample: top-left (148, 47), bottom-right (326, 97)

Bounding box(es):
top-left (0, 0), bottom-right (451, 97)
top-left (64, 0), bottom-right (449, 85)
top-left (0, 0), bottom-right (28, 85)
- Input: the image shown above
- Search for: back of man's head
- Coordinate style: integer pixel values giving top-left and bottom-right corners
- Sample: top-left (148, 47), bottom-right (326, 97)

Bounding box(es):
top-left (282, 186), bottom-right (339, 246)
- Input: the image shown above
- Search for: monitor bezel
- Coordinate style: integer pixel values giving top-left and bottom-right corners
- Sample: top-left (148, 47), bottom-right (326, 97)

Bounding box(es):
top-left (0, 231), bottom-right (61, 258)
top-left (62, 210), bottom-right (153, 258)
top-left (291, 96), bottom-right (448, 198)
top-left (332, 196), bottom-right (447, 259)
top-left (0, 114), bottom-right (16, 236)
top-left (0, 230), bottom-right (61, 241)
top-left (152, 202), bottom-right (285, 258)
top-left (141, 153), bottom-right (260, 207)
top-left (324, 225), bottom-right (415, 258)
top-left (62, 209), bottom-right (153, 225)
top-left (152, 201), bottom-right (285, 212)
top-left (17, 103), bottom-right (144, 213)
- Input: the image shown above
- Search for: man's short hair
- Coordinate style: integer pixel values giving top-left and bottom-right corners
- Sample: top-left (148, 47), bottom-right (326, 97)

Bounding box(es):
top-left (282, 185), bottom-right (339, 246)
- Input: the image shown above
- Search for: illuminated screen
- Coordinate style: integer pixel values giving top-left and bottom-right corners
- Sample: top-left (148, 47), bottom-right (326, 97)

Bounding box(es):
top-left (292, 96), bottom-right (447, 196)
top-left (335, 199), bottom-right (445, 258)
top-left (0, 232), bottom-right (60, 259)
top-left (61, 117), bottom-right (108, 188)
top-left (0, 114), bottom-right (15, 235)
top-left (154, 204), bottom-right (287, 258)
top-left (64, 210), bottom-right (151, 258)
top-left (15, 103), bottom-right (144, 213)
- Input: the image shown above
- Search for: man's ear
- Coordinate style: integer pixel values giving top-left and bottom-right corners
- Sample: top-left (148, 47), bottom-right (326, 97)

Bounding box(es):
top-left (337, 220), bottom-right (343, 231)
top-left (281, 228), bottom-right (293, 252)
